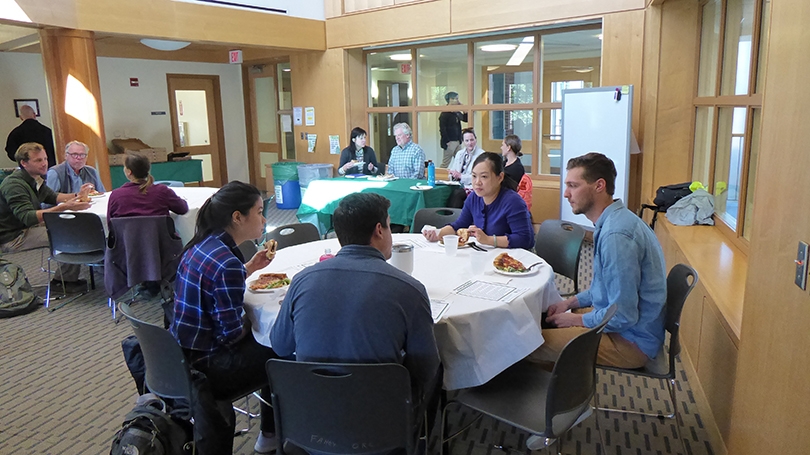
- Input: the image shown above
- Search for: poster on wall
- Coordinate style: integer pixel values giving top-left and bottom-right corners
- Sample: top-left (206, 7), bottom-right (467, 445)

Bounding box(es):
top-left (307, 134), bottom-right (317, 153)
top-left (293, 107), bottom-right (303, 126)
top-left (305, 107), bottom-right (315, 126)
top-left (329, 135), bottom-right (340, 155)
top-left (173, 0), bottom-right (324, 20)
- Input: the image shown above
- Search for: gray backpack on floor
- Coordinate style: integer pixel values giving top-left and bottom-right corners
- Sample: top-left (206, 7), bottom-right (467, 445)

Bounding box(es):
top-left (0, 258), bottom-right (40, 318)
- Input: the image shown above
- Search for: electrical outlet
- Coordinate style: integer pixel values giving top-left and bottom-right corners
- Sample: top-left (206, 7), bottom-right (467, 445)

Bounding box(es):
top-left (795, 241), bottom-right (809, 290)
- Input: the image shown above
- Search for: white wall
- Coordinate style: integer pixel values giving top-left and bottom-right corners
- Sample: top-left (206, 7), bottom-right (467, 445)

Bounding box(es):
top-left (97, 57), bottom-right (249, 182)
top-left (0, 53), bottom-right (53, 168)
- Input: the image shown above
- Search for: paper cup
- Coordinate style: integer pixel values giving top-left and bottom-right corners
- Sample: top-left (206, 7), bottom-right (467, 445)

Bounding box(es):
top-left (470, 251), bottom-right (488, 275)
top-left (443, 235), bottom-right (459, 256)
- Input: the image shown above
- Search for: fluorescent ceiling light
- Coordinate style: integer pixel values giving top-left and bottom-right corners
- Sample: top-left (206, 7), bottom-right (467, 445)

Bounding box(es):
top-left (140, 39), bottom-right (191, 51)
top-left (389, 53), bottom-right (412, 61)
top-left (480, 44), bottom-right (517, 52)
top-left (506, 37), bottom-right (534, 66)
top-left (574, 67), bottom-right (594, 73)
top-left (282, 68), bottom-right (291, 72)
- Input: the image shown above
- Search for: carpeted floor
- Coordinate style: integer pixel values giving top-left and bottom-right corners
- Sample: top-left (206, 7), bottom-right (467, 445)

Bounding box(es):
top-left (0, 204), bottom-right (721, 454)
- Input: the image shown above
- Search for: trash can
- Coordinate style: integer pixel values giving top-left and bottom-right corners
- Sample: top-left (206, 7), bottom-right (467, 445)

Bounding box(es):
top-left (272, 162), bottom-right (304, 209)
top-left (297, 163), bottom-right (334, 199)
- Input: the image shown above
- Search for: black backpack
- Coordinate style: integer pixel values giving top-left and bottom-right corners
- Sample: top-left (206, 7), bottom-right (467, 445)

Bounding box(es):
top-left (0, 258), bottom-right (40, 318)
top-left (653, 182), bottom-right (693, 211)
top-left (110, 396), bottom-right (192, 455)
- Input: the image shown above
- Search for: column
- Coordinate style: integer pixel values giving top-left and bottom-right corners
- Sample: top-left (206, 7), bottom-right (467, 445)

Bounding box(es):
top-left (39, 28), bottom-right (111, 190)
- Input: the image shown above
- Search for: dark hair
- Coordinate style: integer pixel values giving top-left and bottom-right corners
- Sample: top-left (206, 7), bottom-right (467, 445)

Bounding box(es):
top-left (503, 134), bottom-right (522, 157)
top-left (15, 142), bottom-right (44, 166)
top-left (185, 181), bottom-right (262, 252)
top-left (445, 91), bottom-right (459, 103)
top-left (125, 153), bottom-right (154, 194)
top-left (348, 127), bottom-right (367, 153)
top-left (461, 128), bottom-right (477, 140)
top-left (473, 152), bottom-right (518, 192)
top-left (566, 152), bottom-right (617, 195)
top-left (333, 193), bottom-right (390, 247)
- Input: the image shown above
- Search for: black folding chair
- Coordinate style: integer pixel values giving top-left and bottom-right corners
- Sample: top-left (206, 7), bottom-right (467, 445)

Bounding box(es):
top-left (411, 207), bottom-right (462, 233)
top-left (534, 220), bottom-right (586, 296)
top-left (441, 305), bottom-right (617, 455)
top-left (42, 212), bottom-right (107, 313)
top-left (264, 223), bottom-right (321, 250)
top-left (266, 360), bottom-right (419, 455)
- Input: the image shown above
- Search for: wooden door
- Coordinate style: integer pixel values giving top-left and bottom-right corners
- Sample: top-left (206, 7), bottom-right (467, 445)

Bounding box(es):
top-left (167, 74), bottom-right (227, 187)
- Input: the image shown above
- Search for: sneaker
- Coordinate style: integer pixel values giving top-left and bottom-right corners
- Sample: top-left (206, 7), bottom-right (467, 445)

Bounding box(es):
top-left (49, 279), bottom-right (87, 294)
top-left (254, 431), bottom-right (278, 454)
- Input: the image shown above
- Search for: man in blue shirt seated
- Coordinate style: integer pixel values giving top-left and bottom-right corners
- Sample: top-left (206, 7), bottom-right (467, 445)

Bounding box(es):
top-left (387, 123), bottom-right (426, 179)
top-left (271, 192), bottom-right (441, 427)
top-left (46, 141), bottom-right (106, 195)
top-left (529, 152), bottom-right (667, 369)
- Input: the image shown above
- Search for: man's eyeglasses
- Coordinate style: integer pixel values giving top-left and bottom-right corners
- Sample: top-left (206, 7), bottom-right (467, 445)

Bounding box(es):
top-left (67, 153), bottom-right (88, 158)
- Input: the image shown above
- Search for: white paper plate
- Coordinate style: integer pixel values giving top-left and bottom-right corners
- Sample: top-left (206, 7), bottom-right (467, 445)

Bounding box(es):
top-left (247, 279), bottom-right (290, 293)
top-left (344, 174), bottom-right (368, 179)
top-left (410, 185), bottom-right (432, 191)
top-left (89, 193), bottom-right (105, 198)
top-left (436, 180), bottom-right (461, 186)
top-left (492, 267), bottom-right (539, 276)
top-left (439, 239), bottom-right (470, 249)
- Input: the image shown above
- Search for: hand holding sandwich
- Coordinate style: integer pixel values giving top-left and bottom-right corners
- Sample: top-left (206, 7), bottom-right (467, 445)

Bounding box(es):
top-left (245, 239), bottom-right (278, 275)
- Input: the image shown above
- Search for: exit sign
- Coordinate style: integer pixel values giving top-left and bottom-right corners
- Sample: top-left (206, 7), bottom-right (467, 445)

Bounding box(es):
top-left (229, 49), bottom-right (243, 64)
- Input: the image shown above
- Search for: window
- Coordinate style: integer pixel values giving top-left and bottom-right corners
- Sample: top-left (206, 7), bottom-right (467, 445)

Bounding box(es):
top-left (364, 26), bottom-right (602, 176)
top-left (692, 0), bottom-right (769, 244)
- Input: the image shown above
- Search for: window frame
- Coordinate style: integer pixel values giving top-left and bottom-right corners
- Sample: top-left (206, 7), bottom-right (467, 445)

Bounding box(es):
top-left (691, 0), bottom-right (768, 251)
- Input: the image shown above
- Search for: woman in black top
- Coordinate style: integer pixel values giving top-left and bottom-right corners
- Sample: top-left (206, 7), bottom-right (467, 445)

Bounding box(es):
top-left (338, 127), bottom-right (381, 176)
top-left (501, 134), bottom-right (525, 184)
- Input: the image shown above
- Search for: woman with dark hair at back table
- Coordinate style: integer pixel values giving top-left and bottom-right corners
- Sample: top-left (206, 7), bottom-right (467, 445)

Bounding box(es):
top-left (423, 152), bottom-right (534, 250)
top-left (338, 127), bottom-right (381, 175)
top-left (501, 134), bottom-right (525, 185)
top-left (107, 153), bottom-right (189, 220)
top-left (169, 181), bottom-right (278, 454)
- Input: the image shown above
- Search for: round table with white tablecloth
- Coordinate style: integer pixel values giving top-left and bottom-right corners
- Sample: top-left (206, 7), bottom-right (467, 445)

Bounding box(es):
top-left (78, 186), bottom-right (218, 245)
top-left (243, 233), bottom-right (563, 390)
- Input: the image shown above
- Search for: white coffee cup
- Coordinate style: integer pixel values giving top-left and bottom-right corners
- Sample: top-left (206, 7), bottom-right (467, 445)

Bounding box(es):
top-left (443, 235), bottom-right (459, 257)
top-left (389, 244), bottom-right (414, 275)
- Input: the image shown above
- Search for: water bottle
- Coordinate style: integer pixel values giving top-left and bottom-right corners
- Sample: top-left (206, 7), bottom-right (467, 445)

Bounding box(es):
top-left (319, 248), bottom-right (335, 262)
top-left (427, 161), bottom-right (436, 187)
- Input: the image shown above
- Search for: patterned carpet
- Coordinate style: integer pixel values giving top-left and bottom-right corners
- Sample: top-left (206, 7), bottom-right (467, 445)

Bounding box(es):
top-left (0, 205), bottom-right (721, 454)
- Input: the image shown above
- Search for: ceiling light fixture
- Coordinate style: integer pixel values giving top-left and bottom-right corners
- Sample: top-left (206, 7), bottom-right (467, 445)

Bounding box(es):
top-left (480, 44), bottom-right (517, 53)
top-left (389, 53), bottom-right (412, 61)
top-left (140, 39), bottom-right (192, 51)
top-left (596, 33), bottom-right (603, 40)
top-left (574, 67), bottom-right (595, 73)
top-left (506, 37), bottom-right (534, 66)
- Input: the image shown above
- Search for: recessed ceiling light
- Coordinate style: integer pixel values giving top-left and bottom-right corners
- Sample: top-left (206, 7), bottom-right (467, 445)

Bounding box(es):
top-left (140, 39), bottom-right (191, 51)
top-left (282, 68), bottom-right (291, 72)
top-left (596, 33), bottom-right (603, 40)
top-left (480, 44), bottom-right (518, 52)
top-left (389, 53), bottom-right (412, 61)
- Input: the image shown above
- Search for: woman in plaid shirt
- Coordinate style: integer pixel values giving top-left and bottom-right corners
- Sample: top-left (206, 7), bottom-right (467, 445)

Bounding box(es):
top-left (170, 181), bottom-right (279, 454)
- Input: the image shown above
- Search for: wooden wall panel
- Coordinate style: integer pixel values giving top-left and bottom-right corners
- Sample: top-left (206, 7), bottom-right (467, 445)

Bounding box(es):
top-left (697, 299), bottom-right (738, 444)
top-left (325, 0), bottom-right (343, 18)
top-left (9, 0), bottom-right (325, 51)
top-left (640, 6), bottom-right (662, 203)
top-left (450, 0), bottom-right (644, 35)
top-left (345, 0), bottom-right (394, 14)
top-left (728, 0), bottom-right (810, 453)
top-left (290, 49), bottom-right (350, 167)
top-left (529, 184), bottom-right (560, 224)
top-left (602, 10), bottom-right (645, 212)
top-left (649, 0), bottom-right (698, 190)
top-left (326, 0), bottom-right (450, 48)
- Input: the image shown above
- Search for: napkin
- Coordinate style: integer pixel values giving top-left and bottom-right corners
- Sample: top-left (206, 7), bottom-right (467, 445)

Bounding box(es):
top-left (421, 224), bottom-right (439, 235)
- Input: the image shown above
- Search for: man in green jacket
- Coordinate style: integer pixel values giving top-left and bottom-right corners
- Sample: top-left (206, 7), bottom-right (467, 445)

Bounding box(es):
top-left (0, 142), bottom-right (93, 292)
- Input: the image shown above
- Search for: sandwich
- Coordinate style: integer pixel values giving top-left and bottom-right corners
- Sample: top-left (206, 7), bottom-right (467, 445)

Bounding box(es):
top-left (456, 228), bottom-right (470, 245)
top-left (249, 272), bottom-right (290, 290)
top-left (264, 239), bottom-right (278, 260)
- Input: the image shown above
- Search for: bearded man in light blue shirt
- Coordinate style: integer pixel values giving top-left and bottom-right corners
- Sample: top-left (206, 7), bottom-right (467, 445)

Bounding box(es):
top-left (530, 152), bottom-right (667, 369)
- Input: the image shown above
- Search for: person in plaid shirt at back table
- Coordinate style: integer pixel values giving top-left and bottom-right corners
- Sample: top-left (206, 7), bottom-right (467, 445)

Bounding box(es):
top-left (170, 181), bottom-right (279, 455)
top-left (387, 122), bottom-right (426, 179)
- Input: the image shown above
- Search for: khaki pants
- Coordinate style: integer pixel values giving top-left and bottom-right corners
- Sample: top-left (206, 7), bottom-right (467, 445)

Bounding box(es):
top-left (1, 226), bottom-right (81, 281)
top-left (527, 308), bottom-right (649, 369)
top-left (441, 141), bottom-right (461, 168)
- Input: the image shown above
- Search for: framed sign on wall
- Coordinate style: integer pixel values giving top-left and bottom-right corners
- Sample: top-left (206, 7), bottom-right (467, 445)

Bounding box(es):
top-left (13, 99), bottom-right (39, 118)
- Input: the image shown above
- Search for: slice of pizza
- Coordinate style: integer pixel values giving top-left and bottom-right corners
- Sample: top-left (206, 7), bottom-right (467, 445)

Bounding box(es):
top-left (249, 272), bottom-right (290, 290)
top-left (493, 253), bottom-right (527, 273)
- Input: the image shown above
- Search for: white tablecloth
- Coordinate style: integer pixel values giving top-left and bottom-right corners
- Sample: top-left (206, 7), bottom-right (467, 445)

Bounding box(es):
top-left (79, 186), bottom-right (218, 245)
top-left (244, 233), bottom-right (563, 390)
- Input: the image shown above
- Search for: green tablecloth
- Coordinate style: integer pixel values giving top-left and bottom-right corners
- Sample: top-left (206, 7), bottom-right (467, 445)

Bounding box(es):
top-left (109, 160), bottom-right (204, 189)
top-left (296, 177), bottom-right (454, 235)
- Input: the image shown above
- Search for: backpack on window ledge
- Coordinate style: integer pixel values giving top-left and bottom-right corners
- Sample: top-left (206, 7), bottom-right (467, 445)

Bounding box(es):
top-left (0, 258), bottom-right (40, 319)
top-left (653, 182), bottom-right (693, 211)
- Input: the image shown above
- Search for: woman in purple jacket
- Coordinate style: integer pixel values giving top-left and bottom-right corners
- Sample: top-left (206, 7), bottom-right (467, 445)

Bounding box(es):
top-left (107, 153), bottom-right (189, 220)
top-left (424, 152), bottom-right (535, 250)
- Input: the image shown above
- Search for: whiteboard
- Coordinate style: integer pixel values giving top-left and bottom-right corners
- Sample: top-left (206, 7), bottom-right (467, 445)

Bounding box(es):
top-left (560, 86), bottom-right (633, 228)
